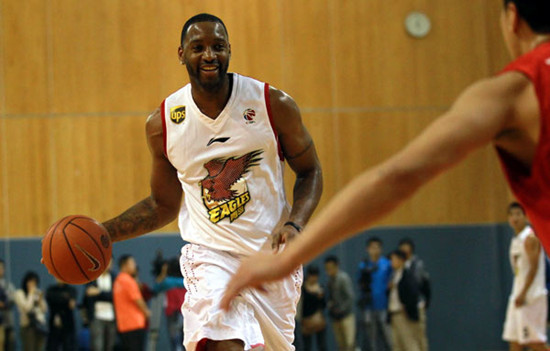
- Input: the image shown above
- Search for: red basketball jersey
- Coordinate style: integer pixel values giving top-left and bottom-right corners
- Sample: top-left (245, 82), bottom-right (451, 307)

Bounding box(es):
top-left (497, 42), bottom-right (550, 250)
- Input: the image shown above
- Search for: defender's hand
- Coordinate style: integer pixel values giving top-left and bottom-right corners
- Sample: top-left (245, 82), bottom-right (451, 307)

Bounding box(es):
top-left (271, 224), bottom-right (300, 253)
top-left (221, 252), bottom-right (293, 311)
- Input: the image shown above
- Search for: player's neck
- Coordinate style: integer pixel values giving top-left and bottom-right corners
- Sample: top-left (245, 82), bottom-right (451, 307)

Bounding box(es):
top-left (519, 34), bottom-right (550, 56)
top-left (190, 74), bottom-right (232, 120)
top-left (514, 224), bottom-right (528, 235)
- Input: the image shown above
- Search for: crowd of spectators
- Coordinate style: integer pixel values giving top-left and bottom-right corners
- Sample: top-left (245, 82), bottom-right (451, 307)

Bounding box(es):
top-left (0, 254), bottom-right (186, 351)
top-left (296, 237), bottom-right (431, 351)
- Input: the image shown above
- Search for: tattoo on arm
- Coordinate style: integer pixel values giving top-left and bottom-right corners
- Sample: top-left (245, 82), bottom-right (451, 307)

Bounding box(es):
top-left (286, 139), bottom-right (313, 160)
top-left (103, 197), bottom-right (160, 242)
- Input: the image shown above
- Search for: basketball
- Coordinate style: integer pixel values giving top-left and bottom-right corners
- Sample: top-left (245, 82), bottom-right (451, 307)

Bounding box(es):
top-left (42, 215), bottom-right (112, 284)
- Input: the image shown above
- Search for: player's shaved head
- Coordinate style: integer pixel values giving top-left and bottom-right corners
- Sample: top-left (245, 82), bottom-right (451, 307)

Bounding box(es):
top-left (181, 13), bottom-right (229, 46)
top-left (508, 201), bottom-right (526, 214)
top-left (504, 0), bottom-right (550, 33)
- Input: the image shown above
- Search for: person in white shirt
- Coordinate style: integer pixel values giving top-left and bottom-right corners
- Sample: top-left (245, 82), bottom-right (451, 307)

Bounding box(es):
top-left (502, 202), bottom-right (547, 351)
top-left (14, 271), bottom-right (47, 351)
top-left (84, 260), bottom-right (116, 351)
top-left (388, 250), bottom-right (422, 351)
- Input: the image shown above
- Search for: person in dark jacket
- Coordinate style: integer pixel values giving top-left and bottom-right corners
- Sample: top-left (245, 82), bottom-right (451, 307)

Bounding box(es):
top-left (45, 280), bottom-right (77, 351)
top-left (388, 250), bottom-right (421, 351)
top-left (300, 265), bottom-right (327, 351)
top-left (399, 238), bottom-right (430, 351)
top-left (83, 260), bottom-right (116, 351)
top-left (324, 256), bottom-right (355, 351)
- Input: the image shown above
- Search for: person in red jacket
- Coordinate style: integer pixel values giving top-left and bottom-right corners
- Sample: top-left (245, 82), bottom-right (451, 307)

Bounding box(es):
top-left (222, 0), bottom-right (550, 309)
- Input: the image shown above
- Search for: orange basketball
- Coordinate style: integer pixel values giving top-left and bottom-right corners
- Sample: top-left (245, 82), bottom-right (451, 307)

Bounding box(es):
top-left (42, 215), bottom-right (112, 284)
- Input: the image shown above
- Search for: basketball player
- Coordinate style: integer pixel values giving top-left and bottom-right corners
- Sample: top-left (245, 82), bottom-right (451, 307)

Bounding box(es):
top-left (503, 202), bottom-right (547, 351)
top-left (221, 0), bottom-right (550, 310)
top-left (102, 13), bottom-right (322, 351)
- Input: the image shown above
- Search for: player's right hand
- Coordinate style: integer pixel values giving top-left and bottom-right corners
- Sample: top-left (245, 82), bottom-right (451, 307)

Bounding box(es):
top-left (220, 252), bottom-right (294, 311)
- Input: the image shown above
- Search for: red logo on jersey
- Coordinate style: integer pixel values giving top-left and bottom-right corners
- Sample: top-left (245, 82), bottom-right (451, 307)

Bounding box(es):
top-left (243, 108), bottom-right (256, 124)
top-left (200, 150), bottom-right (263, 223)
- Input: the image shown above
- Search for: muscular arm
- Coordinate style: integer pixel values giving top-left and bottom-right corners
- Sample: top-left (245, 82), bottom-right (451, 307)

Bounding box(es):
top-left (103, 108), bottom-right (182, 242)
top-left (270, 87), bottom-right (323, 232)
top-left (518, 234), bottom-right (542, 301)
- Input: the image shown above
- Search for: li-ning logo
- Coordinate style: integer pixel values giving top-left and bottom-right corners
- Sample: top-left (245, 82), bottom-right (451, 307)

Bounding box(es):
top-left (199, 150), bottom-right (263, 223)
top-left (243, 108), bottom-right (256, 124)
top-left (74, 244), bottom-right (100, 272)
top-left (170, 105), bottom-right (186, 124)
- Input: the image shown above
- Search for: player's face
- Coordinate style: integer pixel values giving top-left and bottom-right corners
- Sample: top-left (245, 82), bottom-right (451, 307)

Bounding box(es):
top-left (367, 242), bottom-right (382, 260)
top-left (508, 207), bottom-right (527, 232)
top-left (180, 22), bottom-right (231, 91)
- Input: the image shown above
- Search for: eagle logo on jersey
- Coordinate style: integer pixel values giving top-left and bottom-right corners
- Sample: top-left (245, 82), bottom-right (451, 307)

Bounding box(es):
top-left (170, 105), bottom-right (186, 124)
top-left (199, 150), bottom-right (263, 223)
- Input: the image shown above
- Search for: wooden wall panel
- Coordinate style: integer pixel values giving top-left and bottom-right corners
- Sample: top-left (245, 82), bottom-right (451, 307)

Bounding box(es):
top-left (0, 119), bottom-right (6, 236)
top-left (280, 0), bottom-right (333, 107)
top-left (329, 1), bottom-right (493, 108)
top-left (334, 111), bottom-right (509, 225)
top-left (2, 0), bottom-right (49, 114)
top-left (1, 0), bottom-right (513, 237)
top-left (50, 0), bottom-right (163, 113)
top-left (3, 117), bottom-right (54, 235)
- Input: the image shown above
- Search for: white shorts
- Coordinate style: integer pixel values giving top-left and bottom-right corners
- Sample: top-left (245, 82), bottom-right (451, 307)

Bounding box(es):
top-left (180, 243), bottom-right (303, 351)
top-left (502, 294), bottom-right (548, 344)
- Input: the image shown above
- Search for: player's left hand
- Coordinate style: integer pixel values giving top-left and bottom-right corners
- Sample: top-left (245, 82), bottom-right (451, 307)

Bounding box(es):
top-left (514, 293), bottom-right (526, 307)
top-left (220, 252), bottom-right (294, 311)
top-left (271, 224), bottom-right (300, 253)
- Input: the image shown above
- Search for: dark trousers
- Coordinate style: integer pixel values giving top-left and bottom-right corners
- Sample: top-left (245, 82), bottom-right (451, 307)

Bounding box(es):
top-left (303, 328), bottom-right (327, 351)
top-left (119, 329), bottom-right (146, 351)
top-left (46, 327), bottom-right (76, 351)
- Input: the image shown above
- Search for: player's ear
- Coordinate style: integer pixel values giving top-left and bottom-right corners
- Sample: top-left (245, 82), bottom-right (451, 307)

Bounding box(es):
top-left (505, 1), bottom-right (520, 34)
top-left (178, 46), bottom-right (184, 65)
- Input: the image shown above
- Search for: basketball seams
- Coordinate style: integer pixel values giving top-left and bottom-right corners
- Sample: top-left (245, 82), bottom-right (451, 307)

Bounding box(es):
top-left (47, 215), bottom-right (69, 282)
top-left (68, 218), bottom-right (107, 267)
top-left (43, 214), bottom-right (111, 284)
top-left (62, 221), bottom-right (90, 282)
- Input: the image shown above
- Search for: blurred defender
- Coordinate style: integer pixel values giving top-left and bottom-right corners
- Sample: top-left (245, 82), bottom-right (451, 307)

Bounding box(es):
top-left (503, 202), bottom-right (547, 351)
top-left (222, 0), bottom-right (550, 313)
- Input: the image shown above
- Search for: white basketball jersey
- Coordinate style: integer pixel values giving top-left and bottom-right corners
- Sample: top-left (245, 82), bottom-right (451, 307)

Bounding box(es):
top-left (509, 225), bottom-right (547, 299)
top-left (161, 74), bottom-right (290, 256)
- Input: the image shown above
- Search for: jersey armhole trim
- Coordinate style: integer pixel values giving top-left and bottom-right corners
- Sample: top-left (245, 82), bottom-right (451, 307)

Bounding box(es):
top-left (264, 83), bottom-right (284, 161)
top-left (161, 99), bottom-right (167, 157)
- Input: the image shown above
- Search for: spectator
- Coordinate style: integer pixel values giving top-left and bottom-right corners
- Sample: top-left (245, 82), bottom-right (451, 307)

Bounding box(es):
top-left (45, 279), bottom-right (77, 351)
top-left (358, 237), bottom-right (392, 351)
top-left (153, 260), bottom-right (186, 351)
top-left (300, 265), bottom-right (327, 351)
top-left (113, 255), bottom-right (150, 351)
top-left (0, 259), bottom-right (15, 351)
top-left (83, 259), bottom-right (116, 351)
top-left (388, 250), bottom-right (422, 351)
top-left (14, 271), bottom-right (47, 351)
top-left (324, 256), bottom-right (355, 351)
top-left (0, 282), bottom-right (6, 351)
top-left (399, 238), bottom-right (430, 351)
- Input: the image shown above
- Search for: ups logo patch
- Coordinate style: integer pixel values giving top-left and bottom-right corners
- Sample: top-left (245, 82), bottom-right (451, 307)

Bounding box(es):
top-left (170, 106), bottom-right (186, 124)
